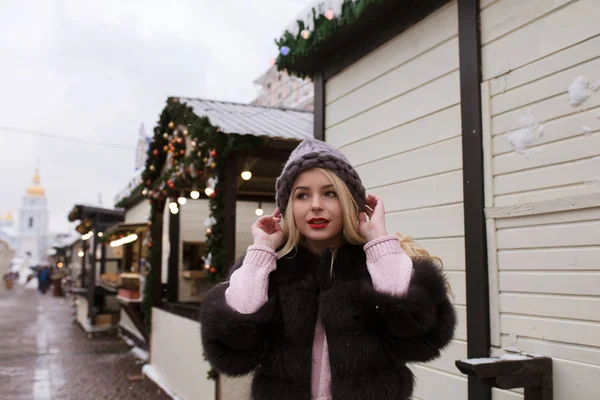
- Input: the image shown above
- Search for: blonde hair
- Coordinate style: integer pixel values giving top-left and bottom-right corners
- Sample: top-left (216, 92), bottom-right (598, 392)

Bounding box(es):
top-left (278, 168), bottom-right (364, 258)
top-left (277, 168), bottom-right (452, 295)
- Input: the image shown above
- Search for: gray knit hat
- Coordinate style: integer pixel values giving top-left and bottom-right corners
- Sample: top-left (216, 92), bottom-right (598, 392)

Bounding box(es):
top-left (275, 138), bottom-right (366, 215)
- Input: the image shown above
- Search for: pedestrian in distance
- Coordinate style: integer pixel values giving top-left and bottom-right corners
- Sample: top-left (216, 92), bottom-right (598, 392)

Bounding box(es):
top-left (200, 138), bottom-right (457, 400)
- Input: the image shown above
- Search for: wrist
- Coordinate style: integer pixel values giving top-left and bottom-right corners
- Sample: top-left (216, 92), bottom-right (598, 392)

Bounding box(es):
top-left (366, 230), bottom-right (389, 242)
top-left (253, 240), bottom-right (276, 250)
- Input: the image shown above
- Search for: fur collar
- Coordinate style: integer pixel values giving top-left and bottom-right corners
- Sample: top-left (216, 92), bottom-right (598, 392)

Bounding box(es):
top-left (273, 242), bottom-right (370, 292)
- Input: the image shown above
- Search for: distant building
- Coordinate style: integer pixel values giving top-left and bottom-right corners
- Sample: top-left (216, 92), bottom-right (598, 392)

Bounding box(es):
top-left (251, 65), bottom-right (314, 111)
top-left (0, 168), bottom-right (50, 266)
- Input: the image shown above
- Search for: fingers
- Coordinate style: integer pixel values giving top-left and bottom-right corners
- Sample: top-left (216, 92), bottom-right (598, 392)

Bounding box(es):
top-left (272, 208), bottom-right (281, 218)
top-left (366, 194), bottom-right (384, 215)
top-left (358, 212), bottom-right (367, 224)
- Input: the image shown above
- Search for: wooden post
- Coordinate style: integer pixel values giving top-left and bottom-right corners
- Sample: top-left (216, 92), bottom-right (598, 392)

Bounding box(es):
top-left (458, 0), bottom-right (490, 398)
top-left (88, 226), bottom-right (98, 324)
top-left (152, 199), bottom-right (165, 308)
top-left (313, 71), bottom-right (325, 141)
top-left (166, 202), bottom-right (180, 303)
top-left (80, 241), bottom-right (87, 288)
top-left (223, 151), bottom-right (237, 275)
top-left (100, 243), bottom-right (106, 275)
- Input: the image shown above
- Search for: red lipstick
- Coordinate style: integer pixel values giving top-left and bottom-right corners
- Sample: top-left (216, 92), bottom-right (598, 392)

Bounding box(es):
top-left (307, 218), bottom-right (329, 229)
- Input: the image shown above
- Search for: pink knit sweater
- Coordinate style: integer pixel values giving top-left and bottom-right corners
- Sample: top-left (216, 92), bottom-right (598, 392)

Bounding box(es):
top-left (224, 235), bottom-right (413, 400)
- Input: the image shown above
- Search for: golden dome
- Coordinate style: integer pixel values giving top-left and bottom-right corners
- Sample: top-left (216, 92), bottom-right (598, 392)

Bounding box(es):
top-left (26, 168), bottom-right (46, 197)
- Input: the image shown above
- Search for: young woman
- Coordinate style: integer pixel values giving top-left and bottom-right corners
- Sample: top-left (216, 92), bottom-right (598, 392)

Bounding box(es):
top-left (200, 139), bottom-right (456, 400)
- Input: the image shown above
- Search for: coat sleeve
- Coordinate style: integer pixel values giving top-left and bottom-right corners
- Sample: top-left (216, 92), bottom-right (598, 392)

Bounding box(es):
top-left (199, 254), bottom-right (278, 376)
top-left (361, 257), bottom-right (457, 363)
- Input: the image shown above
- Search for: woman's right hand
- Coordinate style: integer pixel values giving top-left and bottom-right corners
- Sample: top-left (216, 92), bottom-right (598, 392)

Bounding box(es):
top-left (251, 208), bottom-right (284, 251)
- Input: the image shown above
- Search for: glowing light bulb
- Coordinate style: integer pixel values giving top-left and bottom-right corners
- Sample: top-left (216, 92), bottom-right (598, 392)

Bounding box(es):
top-left (190, 190), bottom-right (200, 199)
top-left (241, 170), bottom-right (252, 180)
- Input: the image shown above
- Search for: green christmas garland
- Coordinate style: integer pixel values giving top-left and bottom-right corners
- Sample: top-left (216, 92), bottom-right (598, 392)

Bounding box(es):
top-left (274, 0), bottom-right (384, 78)
top-left (118, 97), bottom-right (262, 338)
top-left (142, 200), bottom-right (157, 335)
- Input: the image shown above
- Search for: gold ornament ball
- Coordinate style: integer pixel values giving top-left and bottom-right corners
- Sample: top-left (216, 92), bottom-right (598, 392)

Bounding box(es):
top-left (183, 129), bottom-right (189, 136)
top-left (210, 162), bottom-right (216, 168)
top-left (203, 157), bottom-right (208, 163)
top-left (168, 121), bottom-right (175, 129)
top-left (150, 165), bottom-right (155, 171)
top-left (163, 133), bottom-right (168, 139)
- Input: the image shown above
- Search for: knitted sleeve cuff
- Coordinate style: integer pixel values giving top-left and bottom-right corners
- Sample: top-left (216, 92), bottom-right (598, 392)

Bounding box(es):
top-left (244, 245), bottom-right (278, 267)
top-left (364, 234), bottom-right (403, 262)
top-left (225, 246), bottom-right (277, 314)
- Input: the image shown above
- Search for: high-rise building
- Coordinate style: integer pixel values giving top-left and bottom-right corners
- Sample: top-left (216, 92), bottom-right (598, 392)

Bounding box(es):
top-left (251, 66), bottom-right (314, 111)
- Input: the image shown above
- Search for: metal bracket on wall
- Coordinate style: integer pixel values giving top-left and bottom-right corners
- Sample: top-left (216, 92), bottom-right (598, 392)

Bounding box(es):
top-left (456, 355), bottom-right (553, 400)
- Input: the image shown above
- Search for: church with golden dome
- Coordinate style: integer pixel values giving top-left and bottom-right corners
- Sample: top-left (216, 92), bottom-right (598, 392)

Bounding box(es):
top-left (0, 168), bottom-right (49, 266)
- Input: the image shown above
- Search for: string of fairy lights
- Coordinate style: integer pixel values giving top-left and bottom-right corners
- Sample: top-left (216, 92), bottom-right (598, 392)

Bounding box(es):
top-left (270, 5), bottom-right (337, 65)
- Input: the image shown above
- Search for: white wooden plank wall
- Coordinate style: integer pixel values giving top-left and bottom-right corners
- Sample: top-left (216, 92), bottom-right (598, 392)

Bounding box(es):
top-left (326, 2), bottom-right (467, 398)
top-left (481, 0), bottom-right (600, 398)
top-left (124, 200), bottom-right (150, 224)
top-left (234, 201), bottom-right (276, 261)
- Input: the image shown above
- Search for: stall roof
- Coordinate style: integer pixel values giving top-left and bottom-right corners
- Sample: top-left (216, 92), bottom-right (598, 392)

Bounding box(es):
top-left (179, 97), bottom-right (313, 141)
top-left (273, 0), bottom-right (449, 79)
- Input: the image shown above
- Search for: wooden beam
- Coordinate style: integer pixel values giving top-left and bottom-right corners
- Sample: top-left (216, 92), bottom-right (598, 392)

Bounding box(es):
top-left (223, 151), bottom-right (238, 275)
top-left (167, 204), bottom-right (180, 303)
top-left (80, 242), bottom-right (87, 288)
top-left (152, 199), bottom-right (165, 308)
top-left (236, 147), bottom-right (293, 162)
top-left (87, 226), bottom-right (98, 324)
top-left (100, 243), bottom-right (106, 275)
top-left (313, 71), bottom-right (325, 141)
top-left (458, 0), bottom-right (490, 399)
top-left (486, 192), bottom-right (600, 219)
top-left (235, 194), bottom-right (276, 203)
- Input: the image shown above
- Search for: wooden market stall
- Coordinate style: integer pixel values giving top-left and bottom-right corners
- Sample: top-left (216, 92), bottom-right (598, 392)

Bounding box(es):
top-left (272, 1), bottom-right (600, 399)
top-left (112, 97), bottom-right (312, 400)
top-left (67, 204), bottom-right (125, 334)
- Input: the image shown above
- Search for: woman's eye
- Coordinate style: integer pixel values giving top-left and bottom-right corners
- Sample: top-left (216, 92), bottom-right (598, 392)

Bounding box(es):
top-left (296, 193), bottom-right (308, 200)
top-left (325, 191), bottom-right (337, 197)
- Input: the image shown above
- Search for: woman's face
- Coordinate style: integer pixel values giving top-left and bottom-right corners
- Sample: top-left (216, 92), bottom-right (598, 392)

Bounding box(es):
top-left (291, 169), bottom-right (343, 248)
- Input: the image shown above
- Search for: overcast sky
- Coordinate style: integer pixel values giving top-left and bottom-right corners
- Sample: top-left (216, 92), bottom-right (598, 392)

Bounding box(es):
top-left (0, 0), bottom-right (307, 234)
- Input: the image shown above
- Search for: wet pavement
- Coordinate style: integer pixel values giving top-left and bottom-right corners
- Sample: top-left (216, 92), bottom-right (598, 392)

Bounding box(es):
top-left (0, 284), bottom-right (170, 400)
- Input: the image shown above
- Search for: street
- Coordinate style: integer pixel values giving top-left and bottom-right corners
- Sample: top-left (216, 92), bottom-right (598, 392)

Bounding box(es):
top-left (0, 285), bottom-right (169, 400)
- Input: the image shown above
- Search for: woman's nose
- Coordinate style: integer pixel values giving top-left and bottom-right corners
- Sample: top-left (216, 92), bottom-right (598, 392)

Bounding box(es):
top-left (311, 196), bottom-right (323, 211)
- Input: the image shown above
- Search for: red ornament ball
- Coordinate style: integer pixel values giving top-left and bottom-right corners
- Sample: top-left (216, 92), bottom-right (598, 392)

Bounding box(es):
top-left (153, 149), bottom-right (158, 155)
top-left (209, 267), bottom-right (217, 274)
top-left (210, 149), bottom-right (216, 157)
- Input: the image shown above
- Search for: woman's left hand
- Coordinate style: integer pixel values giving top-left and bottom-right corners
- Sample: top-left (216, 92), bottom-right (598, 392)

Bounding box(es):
top-left (359, 194), bottom-right (389, 242)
